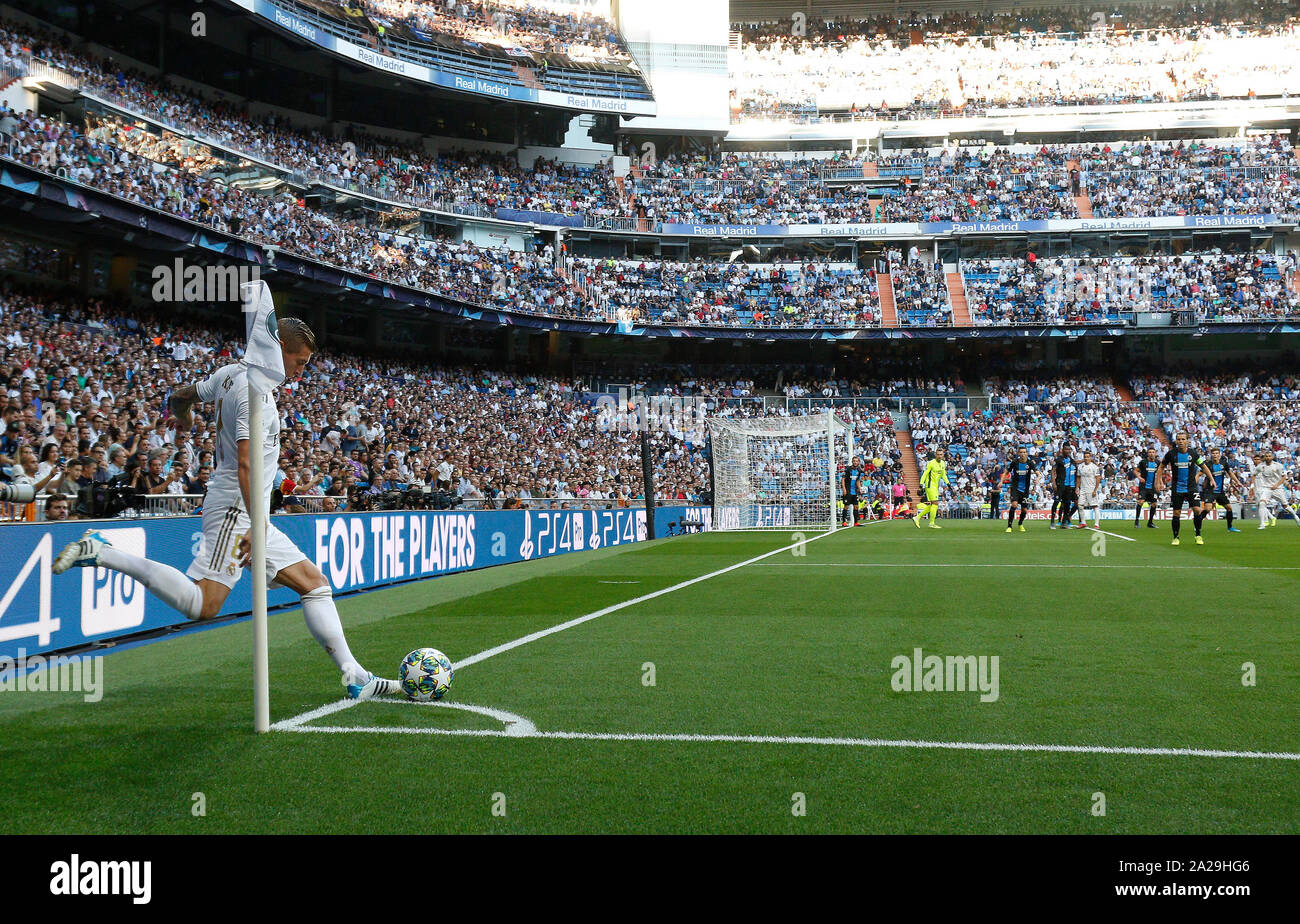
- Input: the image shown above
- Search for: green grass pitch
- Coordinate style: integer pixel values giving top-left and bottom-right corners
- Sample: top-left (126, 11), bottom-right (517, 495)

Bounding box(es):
top-left (3, 517), bottom-right (1298, 834)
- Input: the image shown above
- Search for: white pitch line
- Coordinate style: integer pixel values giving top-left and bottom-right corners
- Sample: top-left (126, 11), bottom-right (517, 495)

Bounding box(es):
top-left (1087, 526), bottom-right (1137, 542)
top-left (753, 562), bottom-right (1299, 570)
top-left (450, 524), bottom-right (873, 671)
top-left (274, 722), bottom-right (1300, 761)
top-left (270, 698), bottom-right (356, 731)
top-left (272, 697), bottom-right (538, 735)
top-left (368, 698), bottom-right (538, 736)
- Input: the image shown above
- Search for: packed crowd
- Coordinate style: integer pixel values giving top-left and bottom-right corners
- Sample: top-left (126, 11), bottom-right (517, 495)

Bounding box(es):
top-left (10, 14), bottom-right (1300, 232)
top-left (1081, 137), bottom-right (1300, 218)
top-left (0, 290), bottom-right (715, 516)
top-left (909, 381), bottom-right (1159, 505)
top-left (983, 376), bottom-right (1120, 405)
top-left (877, 147), bottom-right (1077, 223)
top-left (733, 1), bottom-right (1300, 51)
top-left (359, 0), bottom-right (631, 64)
top-left (887, 248), bottom-right (952, 326)
top-left (911, 369), bottom-right (1299, 506)
top-left (567, 257), bottom-right (882, 328)
top-left (0, 290), bottom-right (956, 521)
top-left (11, 102), bottom-right (1300, 329)
top-left (960, 252), bottom-right (1300, 325)
top-left (782, 372), bottom-right (965, 400)
top-left (627, 152), bottom-right (871, 226)
top-left (3, 288), bottom-right (1294, 524)
top-left (732, 1), bottom-right (1300, 121)
top-left (629, 138), bottom-right (1300, 227)
top-left (1133, 372), bottom-right (1300, 464)
top-left (1, 19), bottom-right (635, 224)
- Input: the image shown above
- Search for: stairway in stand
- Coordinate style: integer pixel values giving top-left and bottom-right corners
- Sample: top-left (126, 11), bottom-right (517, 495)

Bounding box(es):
top-left (896, 430), bottom-right (922, 501)
top-left (944, 268), bottom-right (971, 325)
top-left (1115, 384), bottom-right (1170, 447)
top-left (1065, 159), bottom-right (1093, 217)
top-left (511, 63), bottom-right (541, 89)
top-left (878, 272), bottom-right (897, 327)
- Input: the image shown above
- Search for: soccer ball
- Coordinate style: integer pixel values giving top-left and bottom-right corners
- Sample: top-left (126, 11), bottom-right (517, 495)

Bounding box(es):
top-left (399, 648), bottom-right (454, 701)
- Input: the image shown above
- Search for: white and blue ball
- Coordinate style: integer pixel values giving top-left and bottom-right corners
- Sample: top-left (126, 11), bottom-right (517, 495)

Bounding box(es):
top-left (399, 648), bottom-right (454, 701)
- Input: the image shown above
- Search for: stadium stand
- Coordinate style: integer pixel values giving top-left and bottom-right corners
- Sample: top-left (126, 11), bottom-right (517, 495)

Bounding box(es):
top-left (731, 1), bottom-right (1300, 121)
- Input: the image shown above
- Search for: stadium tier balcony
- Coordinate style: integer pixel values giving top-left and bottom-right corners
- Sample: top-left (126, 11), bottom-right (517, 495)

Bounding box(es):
top-left (251, 0), bottom-right (651, 103)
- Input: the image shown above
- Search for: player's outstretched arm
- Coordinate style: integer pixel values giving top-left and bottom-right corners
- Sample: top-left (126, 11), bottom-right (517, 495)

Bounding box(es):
top-left (167, 383), bottom-right (200, 431)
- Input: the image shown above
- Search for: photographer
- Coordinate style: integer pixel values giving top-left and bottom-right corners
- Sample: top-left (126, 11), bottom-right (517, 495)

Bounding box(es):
top-left (0, 416), bottom-right (22, 477)
top-left (43, 494), bottom-right (72, 522)
top-left (7, 445), bottom-right (61, 494)
top-left (130, 455), bottom-right (171, 495)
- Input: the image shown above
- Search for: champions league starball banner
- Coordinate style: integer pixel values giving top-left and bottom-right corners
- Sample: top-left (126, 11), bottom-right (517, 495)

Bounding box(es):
top-left (0, 506), bottom-right (708, 660)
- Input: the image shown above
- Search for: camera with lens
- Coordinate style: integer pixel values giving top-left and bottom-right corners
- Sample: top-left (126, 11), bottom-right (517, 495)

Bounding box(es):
top-left (0, 482), bottom-right (37, 504)
top-left (75, 477), bottom-right (142, 519)
top-left (347, 483), bottom-right (372, 511)
top-left (429, 489), bottom-right (463, 511)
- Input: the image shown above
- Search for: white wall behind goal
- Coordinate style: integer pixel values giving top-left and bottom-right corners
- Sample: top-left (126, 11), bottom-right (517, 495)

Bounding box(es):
top-left (614, 0), bottom-right (731, 133)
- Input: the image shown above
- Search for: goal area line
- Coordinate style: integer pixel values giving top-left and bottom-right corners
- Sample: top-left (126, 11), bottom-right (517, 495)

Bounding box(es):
top-left (273, 698), bottom-right (1300, 761)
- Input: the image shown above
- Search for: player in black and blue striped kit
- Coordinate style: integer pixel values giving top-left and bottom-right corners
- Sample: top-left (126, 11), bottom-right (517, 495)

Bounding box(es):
top-left (1133, 447), bottom-right (1160, 528)
top-left (1156, 431), bottom-right (1218, 546)
top-left (1199, 447), bottom-right (1243, 533)
top-left (1005, 447), bottom-right (1035, 533)
top-left (1052, 445), bottom-right (1079, 529)
top-left (841, 457), bottom-right (862, 526)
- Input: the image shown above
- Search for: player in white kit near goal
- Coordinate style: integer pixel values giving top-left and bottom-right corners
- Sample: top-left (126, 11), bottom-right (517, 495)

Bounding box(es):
top-left (52, 317), bottom-right (400, 699)
top-left (1075, 450), bottom-right (1103, 529)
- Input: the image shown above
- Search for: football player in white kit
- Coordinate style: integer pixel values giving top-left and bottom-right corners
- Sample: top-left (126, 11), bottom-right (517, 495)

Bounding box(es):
top-left (1251, 450), bottom-right (1292, 529)
top-left (53, 318), bottom-right (400, 699)
top-left (1075, 450), bottom-right (1103, 529)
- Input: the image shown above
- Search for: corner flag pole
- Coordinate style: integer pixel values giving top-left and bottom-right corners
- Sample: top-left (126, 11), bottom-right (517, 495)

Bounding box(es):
top-left (249, 381), bottom-right (270, 733)
top-left (241, 279), bottom-right (283, 734)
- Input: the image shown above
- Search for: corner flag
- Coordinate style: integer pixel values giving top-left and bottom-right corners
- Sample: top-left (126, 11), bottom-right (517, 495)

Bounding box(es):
top-left (241, 280), bottom-right (285, 396)
top-left (241, 278), bottom-right (280, 733)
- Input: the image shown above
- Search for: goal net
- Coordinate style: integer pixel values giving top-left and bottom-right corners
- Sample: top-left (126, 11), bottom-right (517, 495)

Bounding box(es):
top-left (706, 411), bottom-right (854, 531)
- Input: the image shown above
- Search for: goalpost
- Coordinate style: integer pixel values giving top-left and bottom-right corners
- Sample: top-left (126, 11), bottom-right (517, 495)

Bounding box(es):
top-left (706, 411), bottom-right (853, 531)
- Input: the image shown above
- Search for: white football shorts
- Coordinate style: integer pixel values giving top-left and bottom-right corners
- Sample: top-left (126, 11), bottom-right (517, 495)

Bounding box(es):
top-left (186, 505), bottom-right (308, 589)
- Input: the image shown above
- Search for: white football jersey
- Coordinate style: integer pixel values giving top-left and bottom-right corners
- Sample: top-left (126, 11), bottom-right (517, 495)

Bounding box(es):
top-left (195, 362), bottom-right (281, 512)
top-left (1253, 461), bottom-right (1285, 489)
top-left (1077, 462), bottom-right (1100, 495)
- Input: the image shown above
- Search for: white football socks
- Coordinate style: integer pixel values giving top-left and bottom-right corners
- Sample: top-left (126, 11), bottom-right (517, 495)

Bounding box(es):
top-left (300, 584), bottom-right (362, 677)
top-left (97, 546), bottom-right (203, 620)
